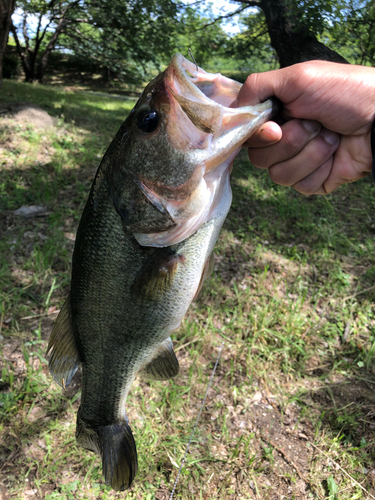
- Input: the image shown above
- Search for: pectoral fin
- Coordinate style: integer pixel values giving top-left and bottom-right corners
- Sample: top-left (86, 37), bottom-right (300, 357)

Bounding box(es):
top-left (132, 248), bottom-right (185, 301)
top-left (142, 337), bottom-right (179, 380)
top-left (194, 252), bottom-right (215, 300)
top-left (46, 293), bottom-right (80, 388)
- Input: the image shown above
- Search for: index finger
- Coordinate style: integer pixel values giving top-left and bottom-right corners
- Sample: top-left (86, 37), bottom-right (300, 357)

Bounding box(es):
top-left (233, 71), bottom-right (286, 108)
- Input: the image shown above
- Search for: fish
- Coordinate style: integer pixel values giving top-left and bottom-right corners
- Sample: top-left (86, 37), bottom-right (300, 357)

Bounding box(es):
top-left (46, 54), bottom-right (276, 491)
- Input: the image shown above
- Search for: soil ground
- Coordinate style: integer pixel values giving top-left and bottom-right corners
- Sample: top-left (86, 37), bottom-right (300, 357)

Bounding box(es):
top-left (1, 81), bottom-right (375, 499)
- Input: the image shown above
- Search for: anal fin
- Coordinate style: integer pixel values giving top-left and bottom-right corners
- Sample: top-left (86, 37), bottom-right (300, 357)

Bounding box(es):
top-left (46, 293), bottom-right (80, 388)
top-left (142, 337), bottom-right (180, 380)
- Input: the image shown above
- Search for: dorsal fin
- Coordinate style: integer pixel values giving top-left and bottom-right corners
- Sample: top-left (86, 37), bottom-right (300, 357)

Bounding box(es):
top-left (46, 293), bottom-right (80, 388)
top-left (142, 337), bottom-right (179, 380)
top-left (132, 248), bottom-right (185, 301)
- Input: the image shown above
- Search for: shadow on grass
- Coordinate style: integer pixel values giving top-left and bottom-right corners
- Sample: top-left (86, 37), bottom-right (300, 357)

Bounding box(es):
top-left (1, 78), bottom-right (375, 497)
top-left (289, 341), bottom-right (375, 448)
top-left (1, 79), bottom-right (134, 137)
top-left (0, 163), bottom-right (90, 212)
top-left (223, 151), bottom-right (375, 295)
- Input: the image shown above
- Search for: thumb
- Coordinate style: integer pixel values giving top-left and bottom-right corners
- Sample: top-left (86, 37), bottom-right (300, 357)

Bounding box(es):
top-left (230, 69), bottom-right (287, 147)
top-left (244, 121), bottom-right (282, 148)
top-left (233, 69), bottom-right (288, 108)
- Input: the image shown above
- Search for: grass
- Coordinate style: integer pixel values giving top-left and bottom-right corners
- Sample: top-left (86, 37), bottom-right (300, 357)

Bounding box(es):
top-left (1, 78), bottom-right (375, 499)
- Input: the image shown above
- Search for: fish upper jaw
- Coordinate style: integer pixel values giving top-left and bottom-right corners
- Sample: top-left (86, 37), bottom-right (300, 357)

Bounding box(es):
top-left (166, 53), bottom-right (242, 110)
top-left (132, 54), bottom-right (275, 247)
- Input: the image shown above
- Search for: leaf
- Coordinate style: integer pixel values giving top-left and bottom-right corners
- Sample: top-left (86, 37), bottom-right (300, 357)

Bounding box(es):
top-left (327, 474), bottom-right (338, 499)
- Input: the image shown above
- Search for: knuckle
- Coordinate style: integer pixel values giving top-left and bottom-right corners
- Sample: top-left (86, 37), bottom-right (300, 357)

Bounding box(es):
top-left (295, 61), bottom-right (316, 81)
top-left (299, 135), bottom-right (333, 167)
top-left (311, 136), bottom-right (334, 162)
top-left (282, 119), bottom-right (318, 147)
top-left (305, 148), bottom-right (324, 165)
top-left (244, 73), bottom-right (258, 89)
top-left (281, 122), bottom-right (302, 146)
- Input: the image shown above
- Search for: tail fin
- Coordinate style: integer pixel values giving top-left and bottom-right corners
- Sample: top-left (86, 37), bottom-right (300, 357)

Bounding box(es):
top-left (76, 418), bottom-right (138, 491)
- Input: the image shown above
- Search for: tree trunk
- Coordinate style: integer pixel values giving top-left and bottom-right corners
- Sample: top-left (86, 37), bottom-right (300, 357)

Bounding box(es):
top-left (36, 45), bottom-right (54, 83)
top-left (0, 0), bottom-right (16, 88)
top-left (36, 16), bottom-right (68, 82)
top-left (10, 23), bottom-right (36, 82)
top-left (259, 0), bottom-right (348, 67)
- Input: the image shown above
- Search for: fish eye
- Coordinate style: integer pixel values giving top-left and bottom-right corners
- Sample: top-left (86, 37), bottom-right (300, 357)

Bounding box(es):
top-left (137, 109), bottom-right (159, 134)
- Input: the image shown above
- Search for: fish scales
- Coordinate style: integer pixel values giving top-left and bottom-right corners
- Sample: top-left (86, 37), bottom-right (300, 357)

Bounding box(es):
top-left (47, 53), bottom-right (276, 491)
top-left (73, 170), bottom-right (227, 422)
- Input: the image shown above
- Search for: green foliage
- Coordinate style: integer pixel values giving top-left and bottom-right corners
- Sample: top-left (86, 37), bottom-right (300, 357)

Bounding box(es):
top-left (327, 474), bottom-right (339, 499)
top-left (12, 0), bottom-right (182, 83)
top-left (328, 0), bottom-right (375, 65)
top-left (61, 0), bottom-right (181, 82)
top-left (223, 0), bottom-right (375, 68)
top-left (8, 0), bottom-right (375, 87)
top-left (171, 3), bottom-right (229, 67)
top-left (288, 0), bottom-right (338, 34)
top-left (225, 9), bottom-right (276, 73)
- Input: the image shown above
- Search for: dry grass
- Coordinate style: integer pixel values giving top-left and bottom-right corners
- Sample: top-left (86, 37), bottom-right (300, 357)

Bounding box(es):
top-left (1, 79), bottom-right (375, 499)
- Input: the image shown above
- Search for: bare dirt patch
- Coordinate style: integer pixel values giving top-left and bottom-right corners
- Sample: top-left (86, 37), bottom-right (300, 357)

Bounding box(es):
top-left (2, 83), bottom-right (375, 499)
top-left (0, 103), bottom-right (55, 129)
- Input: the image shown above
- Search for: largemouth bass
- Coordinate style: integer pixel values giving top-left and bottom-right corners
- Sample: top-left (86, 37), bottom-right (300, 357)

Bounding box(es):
top-left (47, 54), bottom-right (275, 491)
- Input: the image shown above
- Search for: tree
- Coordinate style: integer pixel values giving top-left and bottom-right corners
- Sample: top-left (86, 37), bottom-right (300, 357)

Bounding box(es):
top-left (171, 3), bottom-right (229, 67)
top-left (329, 0), bottom-right (375, 66)
top-left (231, 0), bottom-right (348, 67)
top-left (0, 0), bottom-right (16, 87)
top-left (61, 0), bottom-right (181, 83)
top-left (11, 0), bottom-right (82, 83)
top-left (225, 7), bottom-right (276, 73)
top-left (10, 0), bottom-right (181, 83)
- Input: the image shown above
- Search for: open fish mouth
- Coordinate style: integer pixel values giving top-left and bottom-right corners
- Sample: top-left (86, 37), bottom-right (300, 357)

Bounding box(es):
top-left (134, 54), bottom-right (275, 248)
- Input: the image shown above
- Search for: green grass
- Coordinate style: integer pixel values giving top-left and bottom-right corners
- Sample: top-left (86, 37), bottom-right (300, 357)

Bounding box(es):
top-left (1, 78), bottom-right (375, 499)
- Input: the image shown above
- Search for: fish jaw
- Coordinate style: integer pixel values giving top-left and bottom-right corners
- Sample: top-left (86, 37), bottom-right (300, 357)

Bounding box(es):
top-left (108, 54), bottom-right (276, 246)
top-left (133, 54), bottom-right (274, 247)
top-left (166, 53), bottom-right (242, 112)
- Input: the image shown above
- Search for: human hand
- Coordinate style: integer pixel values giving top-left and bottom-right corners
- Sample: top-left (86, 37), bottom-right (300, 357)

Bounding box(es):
top-left (233, 61), bottom-right (375, 194)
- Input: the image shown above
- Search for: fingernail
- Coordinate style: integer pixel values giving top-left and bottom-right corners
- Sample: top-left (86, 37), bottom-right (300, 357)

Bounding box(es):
top-left (321, 128), bottom-right (339, 146)
top-left (259, 128), bottom-right (278, 143)
top-left (302, 120), bottom-right (321, 133)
